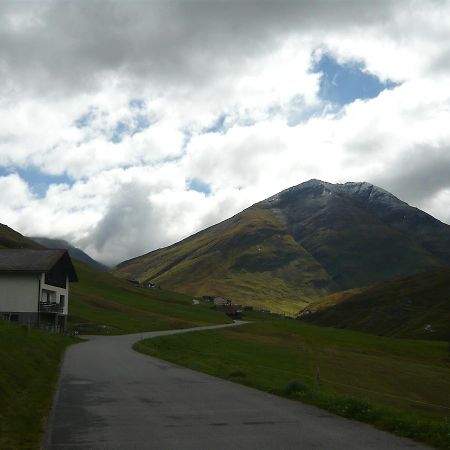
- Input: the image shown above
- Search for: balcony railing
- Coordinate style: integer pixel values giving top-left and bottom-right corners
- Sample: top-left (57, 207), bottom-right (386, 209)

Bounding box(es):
top-left (39, 302), bottom-right (64, 314)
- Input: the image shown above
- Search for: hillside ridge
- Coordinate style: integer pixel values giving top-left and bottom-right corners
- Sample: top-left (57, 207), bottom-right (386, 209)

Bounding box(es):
top-left (114, 179), bottom-right (450, 315)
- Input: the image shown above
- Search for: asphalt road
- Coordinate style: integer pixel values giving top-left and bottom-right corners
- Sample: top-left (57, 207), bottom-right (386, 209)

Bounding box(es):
top-left (45, 321), bottom-right (429, 450)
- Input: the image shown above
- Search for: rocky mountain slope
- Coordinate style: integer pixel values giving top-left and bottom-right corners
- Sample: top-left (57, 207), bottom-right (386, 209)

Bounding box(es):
top-left (115, 180), bottom-right (450, 314)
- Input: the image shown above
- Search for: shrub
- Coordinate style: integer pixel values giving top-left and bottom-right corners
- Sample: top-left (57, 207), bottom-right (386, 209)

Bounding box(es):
top-left (336, 397), bottom-right (377, 421)
top-left (283, 379), bottom-right (307, 395)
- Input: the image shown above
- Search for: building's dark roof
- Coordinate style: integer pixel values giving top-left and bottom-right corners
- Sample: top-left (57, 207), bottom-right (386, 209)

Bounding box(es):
top-left (0, 249), bottom-right (78, 281)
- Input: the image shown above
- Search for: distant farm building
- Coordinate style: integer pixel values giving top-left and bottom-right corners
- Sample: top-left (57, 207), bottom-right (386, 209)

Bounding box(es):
top-left (207, 297), bottom-right (242, 319)
top-left (213, 297), bottom-right (230, 306)
top-left (126, 279), bottom-right (158, 289)
top-left (0, 249), bottom-right (78, 333)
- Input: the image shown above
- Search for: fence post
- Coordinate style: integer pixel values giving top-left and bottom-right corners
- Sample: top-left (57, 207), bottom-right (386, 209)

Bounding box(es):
top-left (315, 365), bottom-right (321, 389)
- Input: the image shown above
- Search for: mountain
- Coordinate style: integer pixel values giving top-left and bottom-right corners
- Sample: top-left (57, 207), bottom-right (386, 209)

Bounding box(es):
top-left (114, 180), bottom-right (450, 314)
top-left (298, 266), bottom-right (450, 340)
top-left (29, 237), bottom-right (109, 272)
top-left (0, 224), bottom-right (43, 250)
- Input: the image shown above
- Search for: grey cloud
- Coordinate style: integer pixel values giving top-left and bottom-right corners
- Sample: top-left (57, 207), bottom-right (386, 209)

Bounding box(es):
top-left (0, 0), bottom-right (403, 97)
top-left (373, 144), bottom-right (450, 206)
top-left (81, 182), bottom-right (171, 265)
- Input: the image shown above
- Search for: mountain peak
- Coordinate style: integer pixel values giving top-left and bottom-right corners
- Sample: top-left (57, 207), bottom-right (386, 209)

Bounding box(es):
top-left (303, 178), bottom-right (328, 186)
top-left (261, 179), bottom-right (331, 205)
top-left (261, 179), bottom-right (406, 210)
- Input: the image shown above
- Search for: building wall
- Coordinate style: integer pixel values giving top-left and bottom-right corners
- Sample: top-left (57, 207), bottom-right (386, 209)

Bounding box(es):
top-left (0, 312), bottom-right (40, 327)
top-left (0, 273), bottom-right (40, 312)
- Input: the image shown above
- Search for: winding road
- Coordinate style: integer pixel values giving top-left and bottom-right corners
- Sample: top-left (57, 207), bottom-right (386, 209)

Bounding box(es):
top-left (45, 321), bottom-right (428, 449)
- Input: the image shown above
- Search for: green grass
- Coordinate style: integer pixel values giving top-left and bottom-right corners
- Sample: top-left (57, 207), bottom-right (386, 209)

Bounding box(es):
top-left (301, 266), bottom-right (450, 340)
top-left (69, 261), bottom-right (231, 334)
top-left (0, 321), bottom-right (77, 449)
top-left (135, 312), bottom-right (450, 449)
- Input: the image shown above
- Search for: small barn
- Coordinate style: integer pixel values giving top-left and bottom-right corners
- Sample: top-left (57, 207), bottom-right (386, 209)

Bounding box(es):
top-left (213, 297), bottom-right (230, 306)
top-left (0, 249), bottom-right (78, 333)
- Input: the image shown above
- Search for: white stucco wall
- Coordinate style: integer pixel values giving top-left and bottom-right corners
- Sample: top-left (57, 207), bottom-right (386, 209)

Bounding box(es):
top-left (0, 273), bottom-right (40, 312)
top-left (40, 274), bottom-right (69, 315)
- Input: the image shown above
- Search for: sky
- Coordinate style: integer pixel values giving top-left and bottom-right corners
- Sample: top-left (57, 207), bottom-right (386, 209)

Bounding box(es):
top-left (1, 0), bottom-right (450, 266)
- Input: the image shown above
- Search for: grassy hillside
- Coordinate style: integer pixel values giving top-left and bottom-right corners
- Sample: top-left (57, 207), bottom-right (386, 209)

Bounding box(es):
top-left (116, 206), bottom-right (337, 315)
top-left (299, 267), bottom-right (450, 340)
top-left (115, 180), bottom-right (450, 316)
top-left (0, 320), bottom-right (76, 449)
top-left (136, 312), bottom-right (450, 449)
top-left (0, 224), bottom-right (42, 250)
top-left (69, 261), bottom-right (231, 334)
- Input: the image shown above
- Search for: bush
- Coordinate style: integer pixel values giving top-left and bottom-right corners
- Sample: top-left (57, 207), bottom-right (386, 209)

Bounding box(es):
top-left (336, 397), bottom-right (377, 421)
top-left (283, 379), bottom-right (307, 395)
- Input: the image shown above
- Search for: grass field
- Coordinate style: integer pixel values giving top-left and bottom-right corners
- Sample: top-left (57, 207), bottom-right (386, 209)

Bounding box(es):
top-left (135, 312), bottom-right (450, 449)
top-left (69, 261), bottom-right (231, 334)
top-left (0, 320), bottom-right (77, 449)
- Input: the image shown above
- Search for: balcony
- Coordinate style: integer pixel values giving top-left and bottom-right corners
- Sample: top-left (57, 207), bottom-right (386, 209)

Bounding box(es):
top-left (39, 302), bottom-right (64, 314)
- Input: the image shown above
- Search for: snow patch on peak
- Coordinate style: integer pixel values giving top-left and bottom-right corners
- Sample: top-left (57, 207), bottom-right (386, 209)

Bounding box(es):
top-left (260, 179), bottom-right (332, 205)
top-left (260, 179), bottom-right (406, 210)
top-left (337, 181), bottom-right (407, 208)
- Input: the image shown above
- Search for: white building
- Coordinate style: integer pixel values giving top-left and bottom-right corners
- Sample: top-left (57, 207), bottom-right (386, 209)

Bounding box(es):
top-left (0, 249), bottom-right (78, 332)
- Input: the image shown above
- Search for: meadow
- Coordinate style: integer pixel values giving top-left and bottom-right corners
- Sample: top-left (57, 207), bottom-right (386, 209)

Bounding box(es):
top-left (69, 261), bottom-right (231, 334)
top-left (136, 311), bottom-right (450, 449)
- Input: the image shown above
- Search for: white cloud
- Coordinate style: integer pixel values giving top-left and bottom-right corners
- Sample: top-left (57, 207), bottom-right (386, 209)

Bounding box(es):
top-left (0, 0), bottom-right (449, 264)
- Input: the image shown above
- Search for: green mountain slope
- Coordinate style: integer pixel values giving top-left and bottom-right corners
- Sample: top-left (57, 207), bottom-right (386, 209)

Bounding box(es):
top-left (69, 260), bottom-right (230, 334)
top-left (0, 224), bottom-right (42, 250)
top-left (116, 206), bottom-right (337, 314)
top-left (115, 180), bottom-right (450, 314)
top-left (298, 266), bottom-right (450, 340)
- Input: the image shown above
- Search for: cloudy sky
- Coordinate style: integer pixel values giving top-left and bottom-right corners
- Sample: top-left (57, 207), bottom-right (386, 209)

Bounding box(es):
top-left (1, 0), bottom-right (450, 265)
